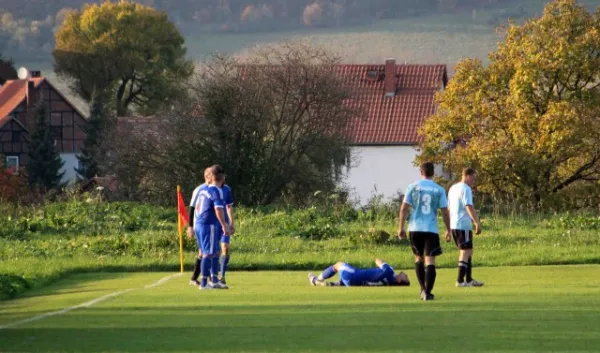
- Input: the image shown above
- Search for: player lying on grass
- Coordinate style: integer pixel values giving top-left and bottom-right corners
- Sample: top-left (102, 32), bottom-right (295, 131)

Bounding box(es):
top-left (308, 259), bottom-right (410, 287)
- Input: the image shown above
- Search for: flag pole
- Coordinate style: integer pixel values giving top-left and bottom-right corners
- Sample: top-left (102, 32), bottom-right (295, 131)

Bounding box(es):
top-left (177, 185), bottom-right (184, 273)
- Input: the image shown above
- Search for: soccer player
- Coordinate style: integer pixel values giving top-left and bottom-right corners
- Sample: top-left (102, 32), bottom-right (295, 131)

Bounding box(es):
top-left (447, 168), bottom-right (484, 287)
top-left (308, 258), bottom-right (410, 287)
top-left (398, 162), bottom-right (451, 301)
top-left (217, 180), bottom-right (235, 285)
top-left (187, 167), bottom-right (212, 286)
top-left (191, 166), bottom-right (230, 290)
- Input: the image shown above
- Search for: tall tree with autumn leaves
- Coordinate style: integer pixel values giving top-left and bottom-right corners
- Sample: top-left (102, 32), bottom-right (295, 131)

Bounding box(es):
top-left (52, 1), bottom-right (194, 116)
top-left (418, 0), bottom-right (600, 207)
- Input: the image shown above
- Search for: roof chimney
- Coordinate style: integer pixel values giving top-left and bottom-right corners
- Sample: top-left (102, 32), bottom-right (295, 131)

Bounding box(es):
top-left (384, 58), bottom-right (396, 97)
top-left (30, 70), bottom-right (41, 78)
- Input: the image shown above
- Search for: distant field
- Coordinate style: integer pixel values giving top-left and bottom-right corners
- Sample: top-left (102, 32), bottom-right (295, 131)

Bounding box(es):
top-left (1, 266), bottom-right (600, 352)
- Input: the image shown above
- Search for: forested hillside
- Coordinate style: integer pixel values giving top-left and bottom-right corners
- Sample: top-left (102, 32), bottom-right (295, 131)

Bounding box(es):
top-left (0, 0), bottom-right (534, 59)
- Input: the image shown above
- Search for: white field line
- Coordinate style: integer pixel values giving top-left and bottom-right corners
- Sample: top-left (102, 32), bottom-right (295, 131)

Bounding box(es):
top-left (0, 273), bottom-right (183, 330)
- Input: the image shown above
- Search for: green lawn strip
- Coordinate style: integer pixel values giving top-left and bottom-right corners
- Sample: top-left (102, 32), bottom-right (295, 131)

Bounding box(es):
top-left (0, 272), bottom-right (171, 326)
top-left (1, 266), bottom-right (600, 352)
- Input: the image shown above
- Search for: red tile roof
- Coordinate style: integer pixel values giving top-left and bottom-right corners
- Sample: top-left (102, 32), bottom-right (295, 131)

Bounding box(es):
top-left (0, 78), bottom-right (44, 127)
top-left (235, 63), bottom-right (446, 145)
top-left (337, 64), bottom-right (447, 145)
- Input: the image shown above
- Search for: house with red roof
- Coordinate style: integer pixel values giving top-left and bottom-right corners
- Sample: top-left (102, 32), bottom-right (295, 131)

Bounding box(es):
top-left (338, 58), bottom-right (448, 203)
top-left (0, 70), bottom-right (87, 181)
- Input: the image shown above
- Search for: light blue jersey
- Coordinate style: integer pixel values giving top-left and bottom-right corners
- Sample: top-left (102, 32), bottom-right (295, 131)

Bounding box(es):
top-left (448, 182), bottom-right (473, 231)
top-left (403, 179), bottom-right (448, 234)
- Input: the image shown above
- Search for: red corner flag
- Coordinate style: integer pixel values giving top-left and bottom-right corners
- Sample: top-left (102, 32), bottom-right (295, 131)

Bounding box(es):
top-left (177, 186), bottom-right (189, 273)
top-left (177, 186), bottom-right (189, 235)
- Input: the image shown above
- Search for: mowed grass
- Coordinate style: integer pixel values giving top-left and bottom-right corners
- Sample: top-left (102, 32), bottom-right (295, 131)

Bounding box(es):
top-left (1, 266), bottom-right (600, 353)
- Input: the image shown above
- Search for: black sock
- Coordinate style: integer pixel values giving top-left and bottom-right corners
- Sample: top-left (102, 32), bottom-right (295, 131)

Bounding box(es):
top-left (466, 256), bottom-right (473, 282)
top-left (415, 262), bottom-right (425, 292)
top-left (425, 265), bottom-right (436, 295)
top-left (457, 261), bottom-right (468, 283)
top-left (191, 257), bottom-right (201, 281)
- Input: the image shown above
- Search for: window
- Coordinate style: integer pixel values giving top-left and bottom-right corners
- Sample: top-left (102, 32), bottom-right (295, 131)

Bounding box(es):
top-left (5, 156), bottom-right (19, 173)
top-left (365, 70), bottom-right (380, 80)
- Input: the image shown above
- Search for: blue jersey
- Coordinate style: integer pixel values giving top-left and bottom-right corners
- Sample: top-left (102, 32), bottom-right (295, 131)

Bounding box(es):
top-left (193, 185), bottom-right (224, 225)
top-left (448, 182), bottom-right (474, 230)
top-left (340, 263), bottom-right (397, 286)
top-left (403, 179), bottom-right (448, 234)
top-left (217, 184), bottom-right (234, 225)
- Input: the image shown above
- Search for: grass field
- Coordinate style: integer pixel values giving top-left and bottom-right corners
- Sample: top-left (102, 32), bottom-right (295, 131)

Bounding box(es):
top-left (1, 266), bottom-right (600, 352)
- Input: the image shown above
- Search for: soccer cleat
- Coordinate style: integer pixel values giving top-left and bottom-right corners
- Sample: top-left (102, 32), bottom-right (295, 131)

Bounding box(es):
top-left (466, 279), bottom-right (485, 287)
top-left (456, 281), bottom-right (468, 287)
top-left (424, 293), bottom-right (435, 301)
top-left (211, 282), bottom-right (228, 289)
top-left (308, 272), bottom-right (318, 286)
top-left (219, 278), bottom-right (227, 285)
top-left (189, 280), bottom-right (200, 286)
top-left (199, 284), bottom-right (213, 290)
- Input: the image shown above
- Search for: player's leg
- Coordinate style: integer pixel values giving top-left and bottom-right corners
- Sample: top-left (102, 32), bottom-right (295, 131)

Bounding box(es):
top-left (189, 250), bottom-right (202, 286)
top-left (409, 232), bottom-right (427, 297)
top-left (452, 230), bottom-right (469, 286)
top-left (208, 225), bottom-right (228, 289)
top-left (423, 232), bottom-right (443, 300)
top-left (219, 236), bottom-right (230, 284)
top-left (308, 262), bottom-right (343, 286)
top-left (198, 225), bottom-right (214, 289)
top-left (463, 231), bottom-right (483, 286)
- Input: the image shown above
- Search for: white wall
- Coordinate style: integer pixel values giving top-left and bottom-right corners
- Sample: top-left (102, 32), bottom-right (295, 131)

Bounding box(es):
top-left (341, 145), bottom-right (422, 205)
top-left (59, 153), bottom-right (80, 183)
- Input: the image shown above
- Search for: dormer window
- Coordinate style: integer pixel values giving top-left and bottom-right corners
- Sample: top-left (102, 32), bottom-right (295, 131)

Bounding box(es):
top-left (365, 70), bottom-right (380, 80)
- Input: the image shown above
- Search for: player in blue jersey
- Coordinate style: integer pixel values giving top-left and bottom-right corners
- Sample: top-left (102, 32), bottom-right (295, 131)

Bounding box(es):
top-left (448, 168), bottom-right (484, 287)
top-left (187, 167), bottom-right (212, 286)
top-left (217, 182), bottom-right (235, 285)
top-left (308, 258), bottom-right (410, 287)
top-left (398, 162), bottom-right (451, 301)
top-left (190, 165), bottom-right (230, 290)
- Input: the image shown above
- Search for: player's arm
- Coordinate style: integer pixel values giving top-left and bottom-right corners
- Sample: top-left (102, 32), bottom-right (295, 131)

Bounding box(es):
top-left (226, 204), bottom-right (235, 235)
top-left (441, 207), bottom-right (451, 242)
top-left (398, 203), bottom-right (411, 239)
top-left (398, 186), bottom-right (413, 239)
top-left (187, 206), bottom-right (195, 239)
top-left (466, 205), bottom-right (481, 234)
top-left (211, 188), bottom-right (229, 235)
top-left (439, 189), bottom-right (451, 241)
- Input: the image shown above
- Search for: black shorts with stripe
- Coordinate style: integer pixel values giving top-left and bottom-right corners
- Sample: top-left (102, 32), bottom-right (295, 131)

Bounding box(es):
top-left (451, 229), bottom-right (473, 249)
top-left (409, 232), bottom-right (442, 257)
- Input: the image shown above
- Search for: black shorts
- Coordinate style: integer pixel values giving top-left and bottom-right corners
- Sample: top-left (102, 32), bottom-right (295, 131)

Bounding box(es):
top-left (452, 229), bottom-right (473, 249)
top-left (409, 232), bottom-right (442, 257)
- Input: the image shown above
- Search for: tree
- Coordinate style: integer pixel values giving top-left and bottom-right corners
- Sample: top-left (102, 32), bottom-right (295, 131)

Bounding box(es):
top-left (105, 41), bottom-right (356, 206)
top-left (418, 0), bottom-right (600, 206)
top-left (28, 103), bottom-right (64, 192)
top-left (76, 97), bottom-right (110, 180)
top-left (53, 1), bottom-right (194, 116)
top-left (0, 54), bottom-right (17, 85)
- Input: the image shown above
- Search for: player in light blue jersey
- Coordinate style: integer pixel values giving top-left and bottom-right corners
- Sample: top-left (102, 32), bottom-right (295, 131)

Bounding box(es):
top-left (190, 165), bottom-right (230, 290)
top-left (448, 168), bottom-right (483, 287)
top-left (187, 168), bottom-right (212, 286)
top-left (398, 162), bottom-right (451, 301)
top-left (308, 258), bottom-right (410, 287)
top-left (217, 182), bottom-right (235, 285)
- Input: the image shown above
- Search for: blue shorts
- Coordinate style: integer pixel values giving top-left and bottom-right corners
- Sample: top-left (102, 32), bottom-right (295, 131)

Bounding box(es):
top-left (221, 235), bottom-right (230, 244)
top-left (338, 263), bottom-right (356, 287)
top-left (195, 224), bottom-right (221, 256)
